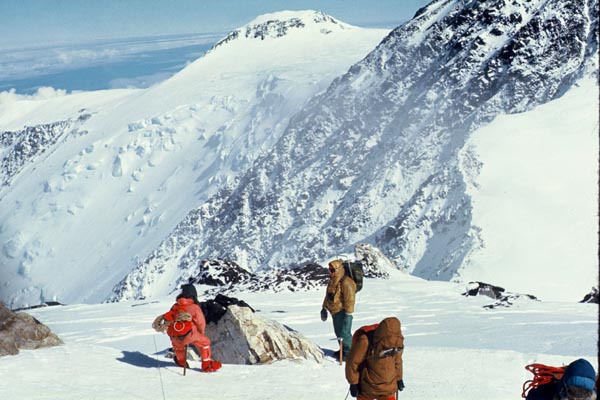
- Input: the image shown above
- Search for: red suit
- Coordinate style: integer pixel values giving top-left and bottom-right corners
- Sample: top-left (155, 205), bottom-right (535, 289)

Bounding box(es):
top-left (165, 296), bottom-right (221, 372)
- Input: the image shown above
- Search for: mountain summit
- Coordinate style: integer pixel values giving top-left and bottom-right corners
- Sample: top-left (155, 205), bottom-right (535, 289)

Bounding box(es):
top-left (213, 10), bottom-right (350, 48)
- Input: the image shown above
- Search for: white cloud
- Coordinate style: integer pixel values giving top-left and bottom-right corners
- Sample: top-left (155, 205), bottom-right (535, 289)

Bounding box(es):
top-left (54, 48), bottom-right (122, 65)
top-left (0, 33), bottom-right (223, 82)
top-left (0, 87), bottom-right (67, 105)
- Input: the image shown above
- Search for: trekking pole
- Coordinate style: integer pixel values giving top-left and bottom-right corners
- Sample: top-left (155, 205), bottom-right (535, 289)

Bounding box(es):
top-left (338, 338), bottom-right (343, 365)
top-left (183, 345), bottom-right (188, 376)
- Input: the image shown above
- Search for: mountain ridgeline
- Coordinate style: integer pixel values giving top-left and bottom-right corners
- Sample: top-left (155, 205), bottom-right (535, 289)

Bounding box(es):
top-left (110, 0), bottom-right (598, 300)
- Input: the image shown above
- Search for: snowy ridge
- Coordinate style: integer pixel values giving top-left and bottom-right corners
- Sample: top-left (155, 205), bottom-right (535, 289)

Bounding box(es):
top-left (112, 0), bottom-right (598, 302)
top-left (212, 10), bottom-right (350, 48)
top-left (0, 113), bottom-right (89, 190)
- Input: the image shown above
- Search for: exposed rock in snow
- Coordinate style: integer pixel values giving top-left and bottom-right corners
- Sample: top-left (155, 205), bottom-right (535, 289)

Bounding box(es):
top-left (212, 10), bottom-right (349, 48)
top-left (202, 299), bottom-right (323, 364)
top-left (109, 241), bottom-right (400, 301)
top-left (0, 303), bottom-right (63, 356)
top-left (108, 259), bottom-right (330, 301)
top-left (355, 242), bottom-right (397, 278)
top-left (579, 287), bottom-right (599, 304)
top-left (0, 115), bottom-right (89, 191)
top-left (462, 281), bottom-right (506, 299)
top-left (463, 281), bottom-right (538, 308)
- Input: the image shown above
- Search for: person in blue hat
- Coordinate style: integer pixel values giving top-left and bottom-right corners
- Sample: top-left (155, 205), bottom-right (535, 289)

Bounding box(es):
top-left (527, 358), bottom-right (597, 400)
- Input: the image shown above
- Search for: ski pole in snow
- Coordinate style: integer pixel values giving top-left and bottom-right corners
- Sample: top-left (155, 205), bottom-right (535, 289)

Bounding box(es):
top-left (183, 344), bottom-right (188, 376)
top-left (152, 334), bottom-right (167, 400)
top-left (338, 338), bottom-right (343, 365)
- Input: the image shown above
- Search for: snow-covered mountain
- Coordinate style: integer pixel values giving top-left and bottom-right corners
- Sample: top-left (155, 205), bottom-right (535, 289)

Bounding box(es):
top-left (1, 2), bottom-right (597, 308)
top-left (112, 0), bottom-right (598, 302)
top-left (0, 11), bottom-right (390, 308)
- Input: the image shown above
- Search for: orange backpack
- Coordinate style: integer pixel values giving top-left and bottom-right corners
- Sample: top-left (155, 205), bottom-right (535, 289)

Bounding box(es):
top-left (352, 323), bottom-right (379, 345)
top-left (521, 363), bottom-right (566, 398)
top-left (164, 303), bottom-right (193, 338)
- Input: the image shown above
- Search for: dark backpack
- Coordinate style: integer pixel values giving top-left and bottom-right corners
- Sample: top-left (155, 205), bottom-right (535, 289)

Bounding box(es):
top-left (342, 260), bottom-right (364, 292)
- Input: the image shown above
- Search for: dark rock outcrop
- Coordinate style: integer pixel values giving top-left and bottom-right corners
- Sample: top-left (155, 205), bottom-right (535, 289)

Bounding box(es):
top-left (463, 281), bottom-right (538, 309)
top-left (579, 287), bottom-right (599, 304)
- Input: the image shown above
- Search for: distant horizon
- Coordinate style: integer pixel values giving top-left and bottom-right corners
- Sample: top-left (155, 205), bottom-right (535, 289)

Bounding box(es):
top-left (0, 33), bottom-right (222, 94)
top-left (0, 1), bottom-right (431, 49)
top-left (0, 1), bottom-right (431, 94)
top-left (0, 30), bottom-right (228, 52)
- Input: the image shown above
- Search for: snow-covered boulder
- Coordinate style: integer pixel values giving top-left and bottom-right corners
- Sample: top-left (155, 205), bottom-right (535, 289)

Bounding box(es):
top-left (355, 242), bottom-right (398, 278)
top-left (202, 296), bottom-right (323, 365)
top-left (0, 303), bottom-right (63, 356)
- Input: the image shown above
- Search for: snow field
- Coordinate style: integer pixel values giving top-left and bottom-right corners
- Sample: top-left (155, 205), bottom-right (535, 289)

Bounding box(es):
top-left (0, 273), bottom-right (596, 399)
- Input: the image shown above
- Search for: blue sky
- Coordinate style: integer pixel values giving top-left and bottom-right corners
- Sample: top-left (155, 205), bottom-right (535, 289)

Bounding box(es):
top-left (0, 0), bottom-right (431, 48)
top-left (0, 1), bottom-right (431, 94)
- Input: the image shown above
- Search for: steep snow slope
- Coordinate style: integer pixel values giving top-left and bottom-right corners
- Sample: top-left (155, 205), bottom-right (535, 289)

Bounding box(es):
top-left (113, 0), bottom-right (598, 302)
top-left (458, 77), bottom-right (599, 300)
top-left (0, 11), bottom-right (389, 308)
top-left (0, 88), bottom-right (136, 131)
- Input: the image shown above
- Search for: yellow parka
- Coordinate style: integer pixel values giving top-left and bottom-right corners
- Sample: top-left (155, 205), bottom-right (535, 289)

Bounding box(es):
top-left (322, 259), bottom-right (356, 315)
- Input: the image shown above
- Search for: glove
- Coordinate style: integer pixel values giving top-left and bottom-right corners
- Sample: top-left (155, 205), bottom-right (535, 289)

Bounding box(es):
top-left (320, 308), bottom-right (327, 321)
top-left (397, 379), bottom-right (405, 391)
top-left (349, 384), bottom-right (359, 397)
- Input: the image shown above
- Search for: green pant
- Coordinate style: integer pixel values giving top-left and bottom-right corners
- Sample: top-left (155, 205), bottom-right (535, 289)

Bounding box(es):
top-left (332, 311), bottom-right (353, 356)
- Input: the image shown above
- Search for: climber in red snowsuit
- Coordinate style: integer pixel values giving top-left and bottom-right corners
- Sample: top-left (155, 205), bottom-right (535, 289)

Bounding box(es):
top-left (164, 284), bottom-right (221, 372)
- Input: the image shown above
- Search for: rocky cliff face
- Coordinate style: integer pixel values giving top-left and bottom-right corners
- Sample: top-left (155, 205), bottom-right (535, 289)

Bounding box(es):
top-left (112, 0), bottom-right (598, 300)
top-left (0, 113), bottom-right (90, 191)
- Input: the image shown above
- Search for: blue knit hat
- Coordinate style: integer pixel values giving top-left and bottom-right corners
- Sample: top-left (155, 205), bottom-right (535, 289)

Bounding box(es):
top-left (563, 359), bottom-right (597, 391)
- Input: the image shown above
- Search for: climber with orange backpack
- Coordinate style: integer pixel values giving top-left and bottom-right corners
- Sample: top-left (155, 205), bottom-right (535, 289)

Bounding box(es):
top-left (522, 358), bottom-right (597, 400)
top-left (345, 317), bottom-right (405, 400)
top-left (153, 284), bottom-right (221, 373)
